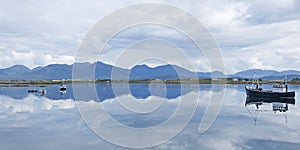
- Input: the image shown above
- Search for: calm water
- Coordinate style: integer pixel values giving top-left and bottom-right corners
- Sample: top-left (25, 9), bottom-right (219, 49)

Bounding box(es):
top-left (0, 83), bottom-right (299, 149)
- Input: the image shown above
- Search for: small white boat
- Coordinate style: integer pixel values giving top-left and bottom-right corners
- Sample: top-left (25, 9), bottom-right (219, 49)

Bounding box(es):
top-left (60, 79), bottom-right (67, 91)
top-left (60, 84), bottom-right (67, 91)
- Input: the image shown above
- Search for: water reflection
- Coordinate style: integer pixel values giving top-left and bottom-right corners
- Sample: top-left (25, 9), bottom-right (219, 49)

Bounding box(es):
top-left (60, 90), bottom-right (67, 95)
top-left (245, 96), bottom-right (295, 106)
top-left (0, 83), bottom-right (202, 101)
top-left (0, 84), bottom-right (299, 149)
top-left (245, 96), bottom-right (296, 125)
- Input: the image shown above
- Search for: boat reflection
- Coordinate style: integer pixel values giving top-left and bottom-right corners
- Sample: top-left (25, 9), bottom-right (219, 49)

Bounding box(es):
top-left (60, 90), bottom-right (67, 95)
top-left (245, 96), bottom-right (295, 105)
top-left (245, 96), bottom-right (295, 125)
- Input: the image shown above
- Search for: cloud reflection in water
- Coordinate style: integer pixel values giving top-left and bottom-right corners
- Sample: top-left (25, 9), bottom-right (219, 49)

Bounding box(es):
top-left (0, 84), bottom-right (299, 149)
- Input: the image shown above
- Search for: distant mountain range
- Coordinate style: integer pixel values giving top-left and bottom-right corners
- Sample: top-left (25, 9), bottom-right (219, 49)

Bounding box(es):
top-left (0, 62), bottom-right (299, 80)
top-left (228, 69), bottom-right (300, 80)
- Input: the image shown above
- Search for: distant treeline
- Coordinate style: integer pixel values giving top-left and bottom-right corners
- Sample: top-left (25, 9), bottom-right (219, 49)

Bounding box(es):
top-left (0, 78), bottom-right (300, 85)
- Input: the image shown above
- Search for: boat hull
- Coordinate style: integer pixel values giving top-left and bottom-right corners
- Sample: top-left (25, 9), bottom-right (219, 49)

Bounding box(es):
top-left (60, 85), bottom-right (67, 91)
top-left (60, 88), bottom-right (66, 91)
top-left (245, 86), bottom-right (295, 98)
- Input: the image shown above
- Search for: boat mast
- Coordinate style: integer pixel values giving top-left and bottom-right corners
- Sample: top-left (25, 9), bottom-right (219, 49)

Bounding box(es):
top-left (252, 71), bottom-right (259, 89)
top-left (285, 75), bottom-right (288, 85)
top-left (285, 75), bottom-right (288, 92)
top-left (251, 72), bottom-right (255, 88)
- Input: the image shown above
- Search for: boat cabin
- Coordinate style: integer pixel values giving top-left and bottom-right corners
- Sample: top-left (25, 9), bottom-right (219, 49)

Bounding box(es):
top-left (272, 83), bottom-right (288, 92)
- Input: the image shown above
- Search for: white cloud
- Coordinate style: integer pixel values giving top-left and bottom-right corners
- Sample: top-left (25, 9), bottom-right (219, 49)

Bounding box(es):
top-left (221, 19), bottom-right (300, 73)
top-left (0, 50), bottom-right (74, 69)
top-left (244, 0), bottom-right (300, 24)
top-left (0, 0), bottom-right (299, 74)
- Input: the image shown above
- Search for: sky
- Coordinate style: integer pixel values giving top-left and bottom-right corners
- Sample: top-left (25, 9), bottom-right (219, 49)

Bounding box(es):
top-left (0, 0), bottom-right (299, 74)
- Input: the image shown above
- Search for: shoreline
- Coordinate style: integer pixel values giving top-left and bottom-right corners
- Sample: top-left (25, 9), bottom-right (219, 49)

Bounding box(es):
top-left (0, 79), bottom-right (299, 87)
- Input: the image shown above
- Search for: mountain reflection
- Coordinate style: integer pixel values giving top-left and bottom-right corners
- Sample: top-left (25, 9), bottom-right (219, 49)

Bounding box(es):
top-left (0, 84), bottom-right (299, 149)
top-left (0, 83), bottom-right (203, 101)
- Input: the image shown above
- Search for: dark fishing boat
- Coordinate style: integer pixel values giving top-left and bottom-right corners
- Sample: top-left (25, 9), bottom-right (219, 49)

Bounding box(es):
top-left (245, 73), bottom-right (295, 98)
top-left (245, 86), bottom-right (295, 98)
